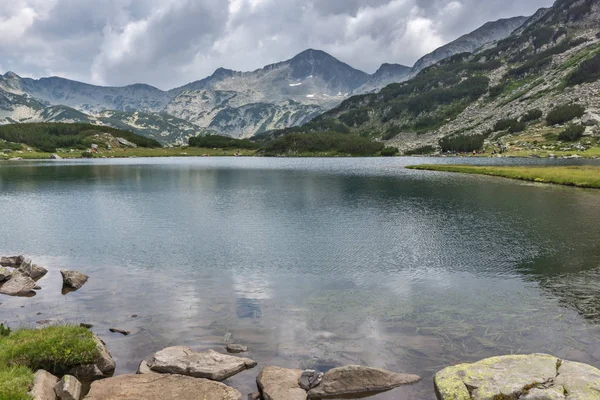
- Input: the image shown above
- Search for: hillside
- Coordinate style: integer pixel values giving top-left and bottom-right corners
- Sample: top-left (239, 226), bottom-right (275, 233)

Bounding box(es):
top-left (277, 0), bottom-right (600, 155)
top-left (0, 123), bottom-right (161, 154)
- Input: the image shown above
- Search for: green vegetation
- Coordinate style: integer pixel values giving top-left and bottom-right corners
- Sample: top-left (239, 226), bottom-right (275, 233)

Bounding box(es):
top-left (405, 145), bottom-right (436, 155)
top-left (520, 109), bottom-right (543, 123)
top-left (439, 133), bottom-right (486, 152)
top-left (493, 119), bottom-right (525, 133)
top-left (406, 164), bottom-right (600, 188)
top-left (558, 124), bottom-right (585, 141)
top-left (0, 123), bottom-right (161, 153)
top-left (566, 52), bottom-right (600, 86)
top-left (262, 132), bottom-right (384, 156)
top-left (188, 134), bottom-right (259, 149)
top-left (381, 147), bottom-right (399, 157)
top-left (0, 365), bottom-right (33, 400)
top-left (546, 104), bottom-right (585, 125)
top-left (0, 325), bottom-right (98, 375)
top-left (0, 325), bottom-right (100, 400)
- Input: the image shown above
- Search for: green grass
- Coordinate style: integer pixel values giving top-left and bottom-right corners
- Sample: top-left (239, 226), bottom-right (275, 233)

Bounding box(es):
top-left (407, 164), bottom-right (600, 188)
top-left (0, 326), bottom-right (99, 375)
top-left (0, 365), bottom-right (34, 400)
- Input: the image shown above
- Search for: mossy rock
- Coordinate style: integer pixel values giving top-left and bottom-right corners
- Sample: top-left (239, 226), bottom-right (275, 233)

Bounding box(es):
top-left (434, 354), bottom-right (600, 400)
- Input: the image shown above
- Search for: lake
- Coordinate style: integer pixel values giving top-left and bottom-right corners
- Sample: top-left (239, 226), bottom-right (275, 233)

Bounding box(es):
top-left (1, 157), bottom-right (599, 399)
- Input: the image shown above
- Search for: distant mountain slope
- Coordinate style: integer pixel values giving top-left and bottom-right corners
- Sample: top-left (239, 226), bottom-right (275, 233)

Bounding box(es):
top-left (273, 0), bottom-right (600, 154)
top-left (0, 16), bottom-right (533, 143)
top-left (411, 16), bottom-right (530, 74)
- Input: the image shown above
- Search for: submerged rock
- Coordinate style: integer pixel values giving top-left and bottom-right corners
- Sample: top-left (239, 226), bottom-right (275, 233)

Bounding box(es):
top-left (85, 374), bottom-right (242, 400)
top-left (434, 354), bottom-right (600, 400)
top-left (226, 343), bottom-right (248, 354)
top-left (31, 370), bottom-right (59, 400)
top-left (109, 328), bottom-right (131, 336)
top-left (147, 347), bottom-right (257, 381)
top-left (299, 369), bottom-right (323, 391)
top-left (68, 335), bottom-right (115, 381)
top-left (60, 270), bottom-right (89, 290)
top-left (257, 366), bottom-right (306, 400)
top-left (0, 271), bottom-right (37, 296)
top-left (54, 375), bottom-right (81, 400)
top-left (306, 365), bottom-right (421, 399)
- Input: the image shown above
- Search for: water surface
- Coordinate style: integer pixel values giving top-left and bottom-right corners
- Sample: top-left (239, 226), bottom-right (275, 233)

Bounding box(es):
top-left (1, 157), bottom-right (599, 399)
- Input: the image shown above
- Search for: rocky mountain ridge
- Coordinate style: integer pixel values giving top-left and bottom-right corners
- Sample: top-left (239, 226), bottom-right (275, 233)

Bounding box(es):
top-left (0, 17), bottom-right (532, 144)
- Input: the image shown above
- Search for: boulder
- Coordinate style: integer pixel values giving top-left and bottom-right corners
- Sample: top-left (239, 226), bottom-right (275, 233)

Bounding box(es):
top-left (226, 344), bottom-right (248, 354)
top-left (17, 258), bottom-right (34, 276)
top-left (299, 370), bottom-right (323, 391)
top-left (60, 270), bottom-right (89, 290)
top-left (306, 365), bottom-right (421, 399)
top-left (0, 271), bottom-right (37, 296)
top-left (257, 366), bottom-right (307, 400)
top-left (434, 354), bottom-right (600, 400)
top-left (136, 360), bottom-right (160, 375)
top-left (85, 374), bottom-right (242, 400)
top-left (28, 264), bottom-right (48, 280)
top-left (31, 370), bottom-right (59, 400)
top-left (147, 347), bottom-right (257, 381)
top-left (54, 375), bottom-right (81, 400)
top-left (50, 154), bottom-right (62, 160)
top-left (0, 267), bottom-right (11, 282)
top-left (68, 335), bottom-right (115, 381)
top-left (0, 255), bottom-right (22, 267)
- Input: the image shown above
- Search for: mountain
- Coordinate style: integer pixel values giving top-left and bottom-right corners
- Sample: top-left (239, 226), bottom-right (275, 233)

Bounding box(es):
top-left (0, 17), bottom-right (531, 144)
top-left (411, 16), bottom-right (530, 74)
top-left (355, 63), bottom-right (412, 94)
top-left (276, 0), bottom-right (600, 154)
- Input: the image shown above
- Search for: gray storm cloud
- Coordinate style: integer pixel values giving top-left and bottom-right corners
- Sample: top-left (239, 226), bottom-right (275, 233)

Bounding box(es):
top-left (0, 0), bottom-right (553, 89)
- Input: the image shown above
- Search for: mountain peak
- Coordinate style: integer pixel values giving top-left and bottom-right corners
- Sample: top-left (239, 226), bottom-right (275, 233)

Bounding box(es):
top-left (3, 71), bottom-right (20, 79)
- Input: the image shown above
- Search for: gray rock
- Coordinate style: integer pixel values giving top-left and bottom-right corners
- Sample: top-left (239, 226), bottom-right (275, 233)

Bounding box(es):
top-left (0, 255), bottom-right (23, 267)
top-left (226, 344), bottom-right (248, 354)
top-left (31, 370), bottom-right (59, 400)
top-left (434, 354), bottom-right (600, 400)
top-left (307, 365), bottom-right (421, 399)
top-left (54, 375), bottom-right (81, 400)
top-left (257, 366), bottom-right (307, 400)
top-left (0, 271), bottom-right (37, 296)
top-left (116, 137), bottom-right (138, 148)
top-left (17, 258), bottom-right (34, 276)
top-left (60, 270), bottom-right (89, 290)
top-left (50, 154), bottom-right (62, 160)
top-left (67, 335), bottom-right (115, 381)
top-left (30, 264), bottom-right (48, 280)
top-left (299, 369), bottom-right (323, 391)
top-left (247, 392), bottom-right (261, 400)
top-left (137, 360), bottom-right (160, 375)
top-left (85, 374), bottom-right (242, 400)
top-left (147, 347), bottom-right (257, 381)
top-left (0, 267), bottom-right (12, 282)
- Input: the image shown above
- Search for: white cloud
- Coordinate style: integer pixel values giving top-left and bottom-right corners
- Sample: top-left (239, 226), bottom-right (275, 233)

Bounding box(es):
top-left (0, 0), bottom-right (553, 89)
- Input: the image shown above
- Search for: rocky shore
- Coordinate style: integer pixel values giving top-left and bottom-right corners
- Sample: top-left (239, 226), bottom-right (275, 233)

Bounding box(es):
top-left (2, 255), bottom-right (600, 400)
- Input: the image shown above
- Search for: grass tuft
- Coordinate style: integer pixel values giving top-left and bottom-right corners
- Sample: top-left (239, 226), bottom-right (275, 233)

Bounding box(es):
top-left (406, 165), bottom-right (600, 189)
top-left (0, 365), bottom-right (34, 400)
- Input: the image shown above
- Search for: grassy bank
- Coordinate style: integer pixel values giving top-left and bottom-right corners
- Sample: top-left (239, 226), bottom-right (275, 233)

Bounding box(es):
top-left (0, 325), bottom-right (99, 400)
top-left (407, 164), bottom-right (600, 188)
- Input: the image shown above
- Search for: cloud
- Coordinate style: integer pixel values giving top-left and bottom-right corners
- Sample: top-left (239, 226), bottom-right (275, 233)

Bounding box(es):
top-left (0, 0), bottom-right (553, 89)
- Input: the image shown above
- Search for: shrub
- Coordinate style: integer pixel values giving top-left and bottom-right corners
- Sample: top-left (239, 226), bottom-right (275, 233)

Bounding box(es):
top-left (494, 119), bottom-right (518, 132)
top-left (381, 147), bottom-right (399, 157)
top-left (489, 84), bottom-right (505, 98)
top-left (0, 324), bottom-right (10, 337)
top-left (520, 109), bottom-right (543, 122)
top-left (263, 132), bottom-right (384, 156)
top-left (509, 120), bottom-right (526, 133)
top-left (405, 145), bottom-right (436, 155)
top-left (383, 125), bottom-right (401, 140)
top-left (531, 27), bottom-right (555, 48)
top-left (596, 32), bottom-right (600, 39)
top-left (81, 151), bottom-right (93, 158)
top-left (558, 124), bottom-right (585, 141)
top-left (338, 109), bottom-right (370, 127)
top-left (439, 134), bottom-right (486, 152)
top-left (566, 52), bottom-right (600, 86)
top-left (546, 104), bottom-right (585, 125)
top-left (188, 135), bottom-right (259, 149)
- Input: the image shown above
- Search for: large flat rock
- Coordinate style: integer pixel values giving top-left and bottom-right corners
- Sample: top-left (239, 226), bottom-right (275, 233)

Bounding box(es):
top-left (257, 366), bottom-right (307, 400)
top-left (147, 347), bottom-right (257, 381)
top-left (0, 271), bottom-right (36, 296)
top-left (68, 335), bottom-right (115, 381)
top-left (307, 365), bottom-right (421, 399)
top-left (84, 374), bottom-right (242, 400)
top-left (434, 354), bottom-right (600, 400)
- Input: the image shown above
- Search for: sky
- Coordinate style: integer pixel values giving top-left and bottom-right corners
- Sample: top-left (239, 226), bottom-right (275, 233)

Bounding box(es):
top-left (0, 0), bottom-right (553, 90)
